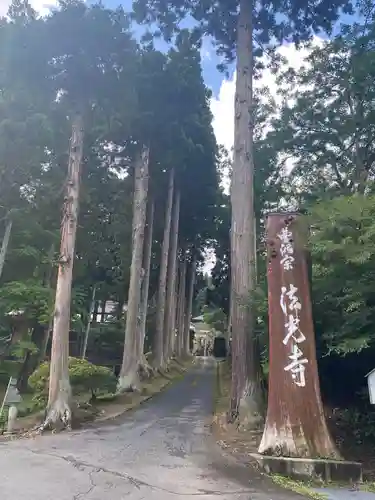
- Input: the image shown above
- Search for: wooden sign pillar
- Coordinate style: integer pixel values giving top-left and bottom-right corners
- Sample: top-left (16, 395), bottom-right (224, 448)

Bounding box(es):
top-left (259, 213), bottom-right (339, 459)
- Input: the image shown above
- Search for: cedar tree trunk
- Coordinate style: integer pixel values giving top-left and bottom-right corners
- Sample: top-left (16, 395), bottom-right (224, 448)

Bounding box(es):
top-left (41, 114), bottom-right (84, 430)
top-left (118, 146), bottom-right (149, 392)
top-left (153, 168), bottom-right (174, 369)
top-left (229, 0), bottom-right (263, 427)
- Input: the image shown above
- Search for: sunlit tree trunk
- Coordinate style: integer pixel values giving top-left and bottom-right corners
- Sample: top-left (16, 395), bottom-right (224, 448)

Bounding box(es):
top-left (138, 198), bottom-right (154, 377)
top-left (118, 146), bottom-right (149, 392)
top-left (229, 0), bottom-right (263, 427)
top-left (41, 114), bottom-right (84, 430)
top-left (183, 256), bottom-right (196, 356)
top-left (0, 216), bottom-right (12, 280)
top-left (164, 189), bottom-right (180, 362)
top-left (176, 254), bottom-right (187, 358)
top-left (153, 168), bottom-right (174, 369)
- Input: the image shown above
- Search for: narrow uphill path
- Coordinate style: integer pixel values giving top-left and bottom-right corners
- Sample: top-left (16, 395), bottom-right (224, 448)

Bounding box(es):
top-left (0, 358), bottom-right (304, 499)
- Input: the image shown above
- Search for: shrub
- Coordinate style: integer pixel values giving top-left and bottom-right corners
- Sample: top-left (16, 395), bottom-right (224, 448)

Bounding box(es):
top-left (29, 357), bottom-right (117, 403)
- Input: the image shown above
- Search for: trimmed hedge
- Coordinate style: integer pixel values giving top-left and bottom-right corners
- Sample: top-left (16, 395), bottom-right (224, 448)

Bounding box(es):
top-left (29, 357), bottom-right (117, 403)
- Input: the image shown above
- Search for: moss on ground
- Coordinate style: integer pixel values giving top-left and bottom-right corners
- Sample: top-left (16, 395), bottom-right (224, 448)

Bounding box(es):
top-left (271, 475), bottom-right (328, 500)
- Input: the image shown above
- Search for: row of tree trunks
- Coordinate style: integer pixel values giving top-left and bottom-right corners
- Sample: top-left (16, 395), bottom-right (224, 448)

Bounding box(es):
top-left (117, 146), bottom-right (150, 392)
top-left (118, 160), bottom-right (190, 390)
top-left (41, 126), bottom-right (193, 430)
top-left (154, 168), bottom-right (174, 370)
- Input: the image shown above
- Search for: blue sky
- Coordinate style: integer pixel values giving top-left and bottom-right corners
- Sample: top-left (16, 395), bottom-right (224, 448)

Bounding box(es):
top-left (95, 0), bottom-right (359, 98)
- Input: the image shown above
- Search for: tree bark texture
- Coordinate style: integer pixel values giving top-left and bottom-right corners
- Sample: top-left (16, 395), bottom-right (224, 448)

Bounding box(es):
top-left (229, 0), bottom-right (263, 426)
top-left (153, 168), bottom-right (174, 369)
top-left (81, 284), bottom-right (97, 359)
top-left (138, 198), bottom-right (154, 377)
top-left (176, 255), bottom-right (187, 358)
top-left (258, 213), bottom-right (339, 458)
top-left (118, 146), bottom-right (149, 392)
top-left (164, 189), bottom-right (180, 361)
top-left (183, 256), bottom-right (196, 356)
top-left (42, 114), bottom-right (84, 430)
top-left (0, 217), bottom-right (12, 280)
top-left (227, 287), bottom-right (232, 345)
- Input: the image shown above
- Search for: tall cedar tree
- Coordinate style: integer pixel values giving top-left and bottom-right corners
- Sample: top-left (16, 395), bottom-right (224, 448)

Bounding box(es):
top-left (3, 0), bottom-right (139, 427)
top-left (132, 0), bottom-right (354, 425)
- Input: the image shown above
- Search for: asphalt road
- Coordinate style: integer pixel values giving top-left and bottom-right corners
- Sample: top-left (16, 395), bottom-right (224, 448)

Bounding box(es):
top-left (1, 357), bottom-right (303, 500)
top-left (315, 489), bottom-right (375, 500)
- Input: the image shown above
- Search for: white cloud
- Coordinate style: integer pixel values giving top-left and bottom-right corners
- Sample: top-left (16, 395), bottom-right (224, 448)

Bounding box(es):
top-left (210, 37), bottom-right (324, 156)
top-left (210, 74), bottom-right (236, 155)
top-left (0, 0), bottom-right (57, 17)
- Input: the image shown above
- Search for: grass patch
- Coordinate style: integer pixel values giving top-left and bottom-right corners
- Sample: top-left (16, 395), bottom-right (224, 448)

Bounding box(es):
top-left (360, 482), bottom-right (375, 493)
top-left (271, 475), bottom-right (328, 500)
top-left (213, 359), bottom-right (231, 415)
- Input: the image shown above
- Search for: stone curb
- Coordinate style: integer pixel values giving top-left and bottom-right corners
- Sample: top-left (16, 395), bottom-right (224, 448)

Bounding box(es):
top-left (250, 453), bottom-right (363, 484)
